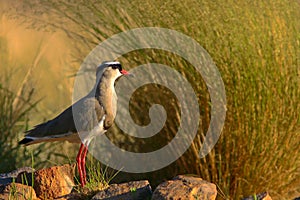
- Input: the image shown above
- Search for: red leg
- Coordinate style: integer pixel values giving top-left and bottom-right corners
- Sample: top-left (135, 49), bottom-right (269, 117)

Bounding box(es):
top-left (82, 145), bottom-right (88, 186)
top-left (76, 143), bottom-right (85, 187)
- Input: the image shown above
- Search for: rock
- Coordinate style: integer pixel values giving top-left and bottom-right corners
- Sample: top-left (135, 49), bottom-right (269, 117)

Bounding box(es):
top-left (264, 194), bottom-right (272, 200)
top-left (54, 192), bottom-right (87, 200)
top-left (92, 180), bottom-right (152, 200)
top-left (0, 167), bottom-right (35, 185)
top-left (152, 175), bottom-right (217, 200)
top-left (0, 182), bottom-right (38, 200)
top-left (242, 192), bottom-right (272, 200)
top-left (16, 171), bottom-right (34, 186)
top-left (33, 164), bottom-right (75, 200)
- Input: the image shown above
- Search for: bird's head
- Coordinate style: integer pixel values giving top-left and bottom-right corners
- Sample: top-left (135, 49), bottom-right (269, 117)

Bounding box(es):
top-left (96, 61), bottom-right (132, 82)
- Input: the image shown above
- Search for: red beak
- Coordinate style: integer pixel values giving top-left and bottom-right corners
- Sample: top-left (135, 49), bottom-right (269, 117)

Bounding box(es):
top-left (121, 69), bottom-right (133, 76)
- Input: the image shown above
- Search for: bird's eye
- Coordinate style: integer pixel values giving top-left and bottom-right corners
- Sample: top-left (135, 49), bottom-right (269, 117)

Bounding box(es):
top-left (111, 64), bottom-right (122, 71)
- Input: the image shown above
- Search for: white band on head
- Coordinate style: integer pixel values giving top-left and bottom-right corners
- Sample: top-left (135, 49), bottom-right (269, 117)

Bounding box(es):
top-left (103, 61), bottom-right (120, 65)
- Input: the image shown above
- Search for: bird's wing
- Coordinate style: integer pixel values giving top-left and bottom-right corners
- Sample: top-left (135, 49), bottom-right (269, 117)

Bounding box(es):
top-left (22, 97), bottom-right (105, 140)
top-left (72, 97), bottom-right (106, 132)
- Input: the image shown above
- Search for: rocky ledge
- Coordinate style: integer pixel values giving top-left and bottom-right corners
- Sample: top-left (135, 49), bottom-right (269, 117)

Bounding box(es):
top-left (0, 164), bottom-right (284, 200)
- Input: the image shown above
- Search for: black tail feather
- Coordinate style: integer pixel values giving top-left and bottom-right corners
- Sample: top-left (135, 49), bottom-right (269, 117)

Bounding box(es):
top-left (18, 138), bottom-right (34, 145)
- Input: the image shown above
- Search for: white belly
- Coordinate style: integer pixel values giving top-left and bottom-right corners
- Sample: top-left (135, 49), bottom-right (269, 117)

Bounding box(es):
top-left (79, 116), bottom-right (106, 146)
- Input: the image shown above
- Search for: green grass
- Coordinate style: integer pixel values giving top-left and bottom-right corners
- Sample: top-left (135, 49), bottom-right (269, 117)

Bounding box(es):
top-left (84, 157), bottom-right (118, 191)
top-left (5, 0), bottom-right (300, 199)
top-left (72, 156), bottom-right (119, 199)
top-left (5, 152), bottom-right (35, 200)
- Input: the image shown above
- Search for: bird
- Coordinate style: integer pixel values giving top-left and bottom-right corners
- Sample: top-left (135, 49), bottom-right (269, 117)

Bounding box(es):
top-left (19, 61), bottom-right (132, 187)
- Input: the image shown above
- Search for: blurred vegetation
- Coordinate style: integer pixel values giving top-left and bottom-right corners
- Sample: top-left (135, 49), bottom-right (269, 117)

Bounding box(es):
top-left (0, 37), bottom-right (42, 172)
top-left (0, 36), bottom-right (73, 173)
top-left (2, 0), bottom-right (300, 199)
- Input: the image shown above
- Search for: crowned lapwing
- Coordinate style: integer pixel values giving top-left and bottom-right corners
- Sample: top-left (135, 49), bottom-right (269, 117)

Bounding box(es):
top-left (19, 61), bottom-right (132, 187)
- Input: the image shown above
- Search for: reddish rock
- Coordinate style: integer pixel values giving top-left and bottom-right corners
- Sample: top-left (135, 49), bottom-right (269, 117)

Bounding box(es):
top-left (152, 175), bottom-right (217, 200)
top-left (264, 194), bottom-right (272, 200)
top-left (92, 180), bottom-right (152, 200)
top-left (33, 164), bottom-right (75, 200)
top-left (0, 182), bottom-right (38, 200)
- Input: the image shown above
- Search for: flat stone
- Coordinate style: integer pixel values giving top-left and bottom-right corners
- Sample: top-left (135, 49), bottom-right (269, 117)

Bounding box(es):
top-left (152, 175), bottom-right (217, 200)
top-left (0, 167), bottom-right (35, 185)
top-left (54, 192), bottom-right (87, 200)
top-left (92, 180), bottom-right (152, 200)
top-left (0, 182), bottom-right (38, 200)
